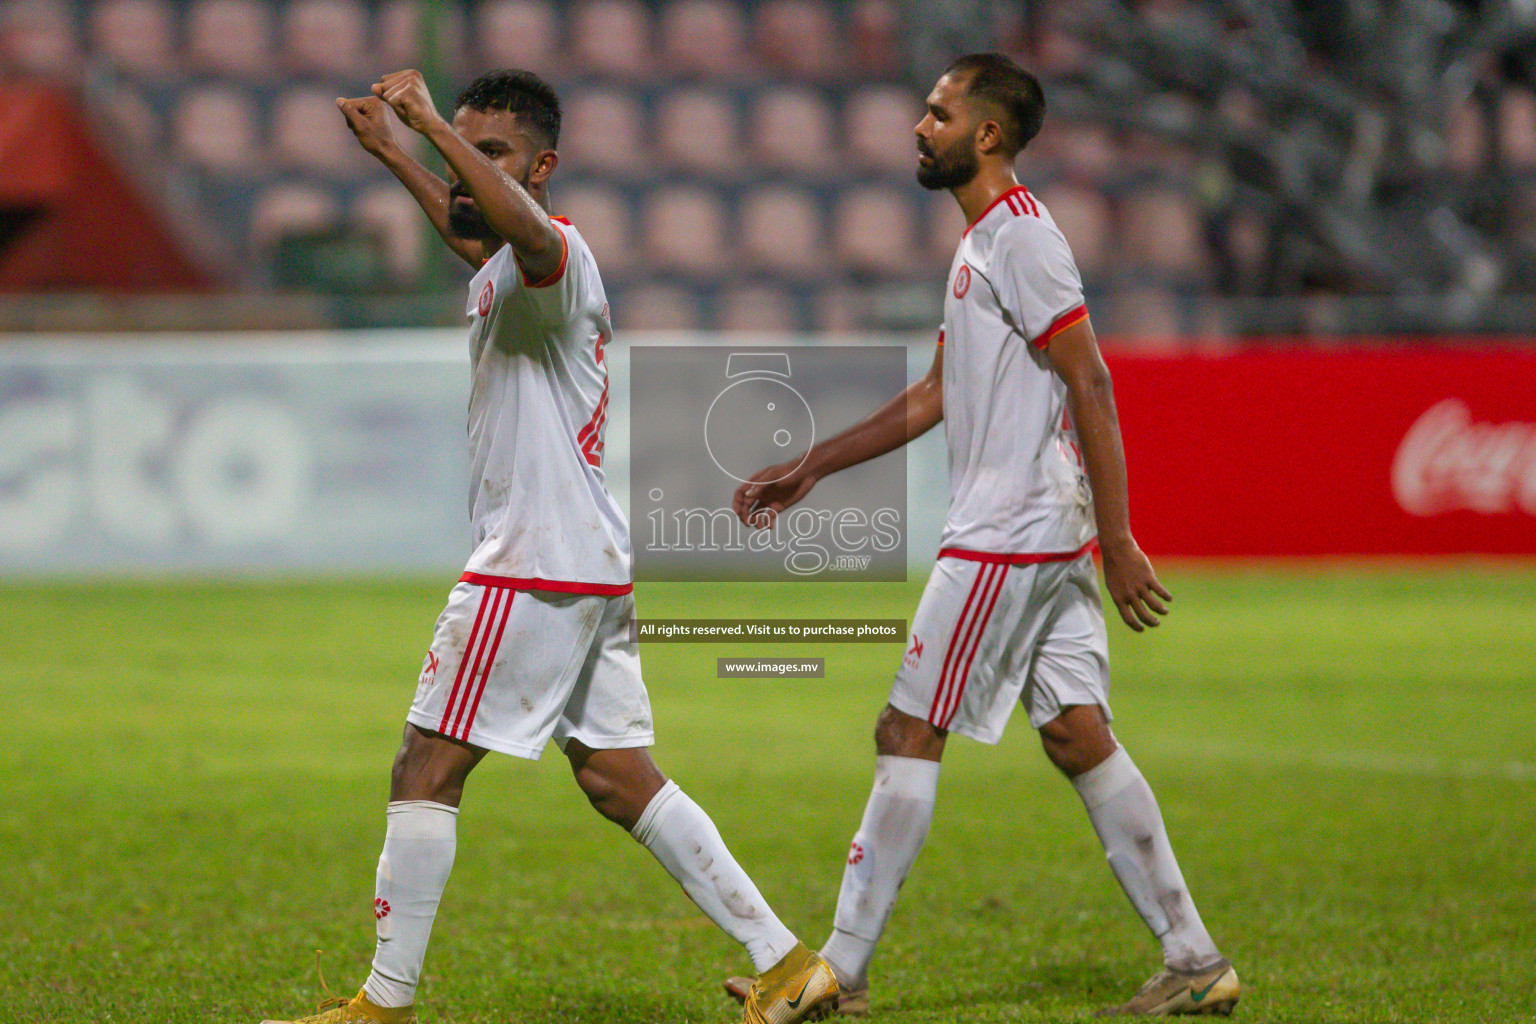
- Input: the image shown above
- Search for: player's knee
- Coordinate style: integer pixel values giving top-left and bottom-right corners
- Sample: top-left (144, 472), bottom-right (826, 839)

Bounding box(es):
top-left (1038, 707), bottom-right (1117, 777)
top-left (390, 727), bottom-right (475, 803)
top-left (874, 705), bottom-right (946, 759)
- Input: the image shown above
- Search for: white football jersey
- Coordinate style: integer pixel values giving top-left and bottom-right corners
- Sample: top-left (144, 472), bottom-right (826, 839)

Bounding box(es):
top-left (937, 184), bottom-right (1098, 559)
top-left (459, 218), bottom-right (632, 594)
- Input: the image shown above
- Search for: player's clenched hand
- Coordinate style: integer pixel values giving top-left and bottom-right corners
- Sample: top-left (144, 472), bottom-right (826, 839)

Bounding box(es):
top-left (373, 69), bottom-right (444, 135)
top-left (1099, 538), bottom-right (1172, 632)
top-left (733, 461), bottom-right (818, 529)
top-left (335, 95), bottom-right (399, 158)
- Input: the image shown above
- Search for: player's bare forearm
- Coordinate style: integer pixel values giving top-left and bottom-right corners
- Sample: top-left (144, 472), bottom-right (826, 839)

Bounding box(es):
top-left (418, 119), bottom-right (562, 277)
top-left (336, 93), bottom-right (482, 269)
top-left (805, 346), bottom-right (943, 479)
top-left (1047, 319), bottom-right (1170, 630)
top-left (380, 149), bottom-right (483, 268)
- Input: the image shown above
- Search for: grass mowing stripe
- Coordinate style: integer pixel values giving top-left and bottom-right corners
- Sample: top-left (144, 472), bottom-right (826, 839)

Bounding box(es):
top-left (1, 563), bottom-right (1533, 1023)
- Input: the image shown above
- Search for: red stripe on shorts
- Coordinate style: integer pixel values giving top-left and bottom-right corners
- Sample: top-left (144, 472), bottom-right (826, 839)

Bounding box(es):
top-left (929, 563), bottom-right (995, 725)
top-left (438, 587), bottom-right (493, 735)
top-left (448, 587), bottom-right (506, 738)
top-left (455, 591), bottom-right (514, 741)
top-left (941, 564), bottom-right (1009, 728)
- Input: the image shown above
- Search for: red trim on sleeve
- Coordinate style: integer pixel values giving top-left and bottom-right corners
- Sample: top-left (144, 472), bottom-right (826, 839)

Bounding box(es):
top-left (519, 220), bottom-right (569, 288)
top-left (460, 571), bottom-right (632, 596)
top-left (964, 185), bottom-right (1033, 235)
top-left (1032, 303), bottom-right (1089, 349)
top-left (937, 538), bottom-right (1099, 565)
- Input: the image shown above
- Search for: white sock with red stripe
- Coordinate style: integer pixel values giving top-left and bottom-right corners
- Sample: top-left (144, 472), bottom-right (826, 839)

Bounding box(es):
top-left (361, 801), bottom-right (458, 1008)
top-left (1070, 747), bottom-right (1222, 972)
top-left (821, 755), bottom-right (941, 990)
top-left (630, 780), bottom-right (799, 973)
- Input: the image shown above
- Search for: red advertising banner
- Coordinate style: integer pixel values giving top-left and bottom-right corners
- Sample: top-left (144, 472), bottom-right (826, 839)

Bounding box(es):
top-left (1105, 347), bottom-right (1536, 555)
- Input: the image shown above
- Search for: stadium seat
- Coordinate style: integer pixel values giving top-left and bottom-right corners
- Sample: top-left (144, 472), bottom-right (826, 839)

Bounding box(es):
top-left (812, 285), bottom-right (862, 333)
top-left (846, 85), bottom-right (920, 175)
top-left (658, 0), bottom-right (747, 79)
top-left (1052, 119), bottom-right (1117, 184)
top-left (718, 283), bottom-right (800, 332)
top-left (88, 0), bottom-right (177, 78)
top-left (281, 0), bottom-right (368, 78)
top-left (352, 183), bottom-right (425, 282)
top-left (561, 87), bottom-right (649, 177)
top-left (621, 283), bottom-right (702, 330)
top-left (571, 0), bottom-right (651, 79)
top-left (173, 84), bottom-right (265, 177)
top-left (847, 0), bottom-right (900, 77)
top-left (924, 190), bottom-right (966, 265)
top-left (271, 86), bottom-right (369, 177)
top-left (1095, 285), bottom-right (1185, 347)
top-left (472, 0), bottom-right (559, 76)
top-left (556, 183), bottom-right (634, 274)
top-left (378, 0), bottom-right (466, 74)
top-left (750, 86), bottom-right (837, 175)
top-left (1035, 182), bottom-right (1112, 280)
top-left (739, 185), bottom-right (825, 278)
top-left (99, 86), bottom-right (163, 160)
top-left (0, 0), bottom-right (80, 79)
top-left (754, 0), bottom-right (841, 81)
top-left (833, 185), bottom-right (916, 276)
top-left (1497, 87), bottom-right (1536, 169)
top-left (638, 184), bottom-right (732, 278)
top-left (250, 182), bottom-right (340, 256)
top-left (1444, 98), bottom-right (1487, 174)
top-left (655, 87), bottom-right (742, 178)
top-left (1119, 187), bottom-right (1207, 280)
top-left (185, 0), bottom-right (274, 79)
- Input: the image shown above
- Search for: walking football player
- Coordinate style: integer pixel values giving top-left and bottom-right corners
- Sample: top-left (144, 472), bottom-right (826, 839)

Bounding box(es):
top-left (259, 68), bottom-right (839, 1024)
top-left (726, 54), bottom-right (1240, 1017)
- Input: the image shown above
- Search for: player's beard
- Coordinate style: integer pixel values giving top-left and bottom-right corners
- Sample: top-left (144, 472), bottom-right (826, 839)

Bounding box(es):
top-left (916, 136), bottom-right (980, 191)
top-left (446, 170), bottom-right (534, 241)
top-left (447, 188), bottom-right (498, 241)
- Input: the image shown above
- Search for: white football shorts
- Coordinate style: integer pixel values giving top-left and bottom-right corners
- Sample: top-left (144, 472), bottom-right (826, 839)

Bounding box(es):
top-left (405, 580), bottom-right (654, 759)
top-left (888, 549), bottom-right (1110, 743)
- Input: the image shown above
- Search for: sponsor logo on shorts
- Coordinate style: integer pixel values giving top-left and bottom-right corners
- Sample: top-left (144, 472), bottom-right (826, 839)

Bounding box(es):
top-left (847, 841), bottom-right (864, 866)
top-left (419, 651), bottom-right (439, 689)
top-left (477, 281), bottom-right (494, 317)
top-left (374, 898), bottom-right (391, 920)
top-left (904, 634), bottom-right (923, 668)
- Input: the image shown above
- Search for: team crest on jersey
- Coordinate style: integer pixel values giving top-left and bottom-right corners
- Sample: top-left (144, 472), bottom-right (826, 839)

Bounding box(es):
top-left (477, 281), bottom-right (494, 317)
top-left (953, 264), bottom-right (971, 298)
top-left (904, 634), bottom-right (924, 669)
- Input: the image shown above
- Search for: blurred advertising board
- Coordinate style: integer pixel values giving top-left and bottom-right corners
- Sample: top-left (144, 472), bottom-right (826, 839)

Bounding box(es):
top-left (1110, 347), bottom-right (1536, 556)
top-left (0, 335), bottom-right (1528, 575)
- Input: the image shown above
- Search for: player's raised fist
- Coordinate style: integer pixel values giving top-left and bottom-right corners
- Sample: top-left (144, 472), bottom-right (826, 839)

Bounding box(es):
top-left (373, 69), bottom-right (442, 135)
top-left (335, 95), bottom-right (398, 157)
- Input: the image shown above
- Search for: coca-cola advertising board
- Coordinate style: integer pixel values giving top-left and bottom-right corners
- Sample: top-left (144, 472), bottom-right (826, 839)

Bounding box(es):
top-left (1105, 347), bottom-right (1536, 556)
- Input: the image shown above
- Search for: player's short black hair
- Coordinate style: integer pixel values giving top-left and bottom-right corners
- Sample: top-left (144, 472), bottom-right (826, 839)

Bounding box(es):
top-left (455, 69), bottom-right (562, 149)
top-left (943, 52), bottom-right (1045, 157)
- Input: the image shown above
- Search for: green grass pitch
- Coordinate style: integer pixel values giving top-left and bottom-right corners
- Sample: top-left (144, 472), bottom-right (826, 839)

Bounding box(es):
top-left (3, 564), bottom-right (1533, 1023)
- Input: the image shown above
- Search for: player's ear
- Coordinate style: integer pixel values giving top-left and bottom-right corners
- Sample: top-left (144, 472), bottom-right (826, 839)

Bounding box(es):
top-left (974, 118), bottom-right (1005, 157)
top-left (528, 148), bottom-right (559, 188)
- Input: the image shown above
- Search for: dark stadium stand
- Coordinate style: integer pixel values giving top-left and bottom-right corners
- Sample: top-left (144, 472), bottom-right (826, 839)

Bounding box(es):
top-left (2, 0), bottom-right (1534, 335)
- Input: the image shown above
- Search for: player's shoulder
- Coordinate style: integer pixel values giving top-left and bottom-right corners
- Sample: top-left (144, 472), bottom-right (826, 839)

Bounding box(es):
top-left (986, 192), bottom-right (1074, 265)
